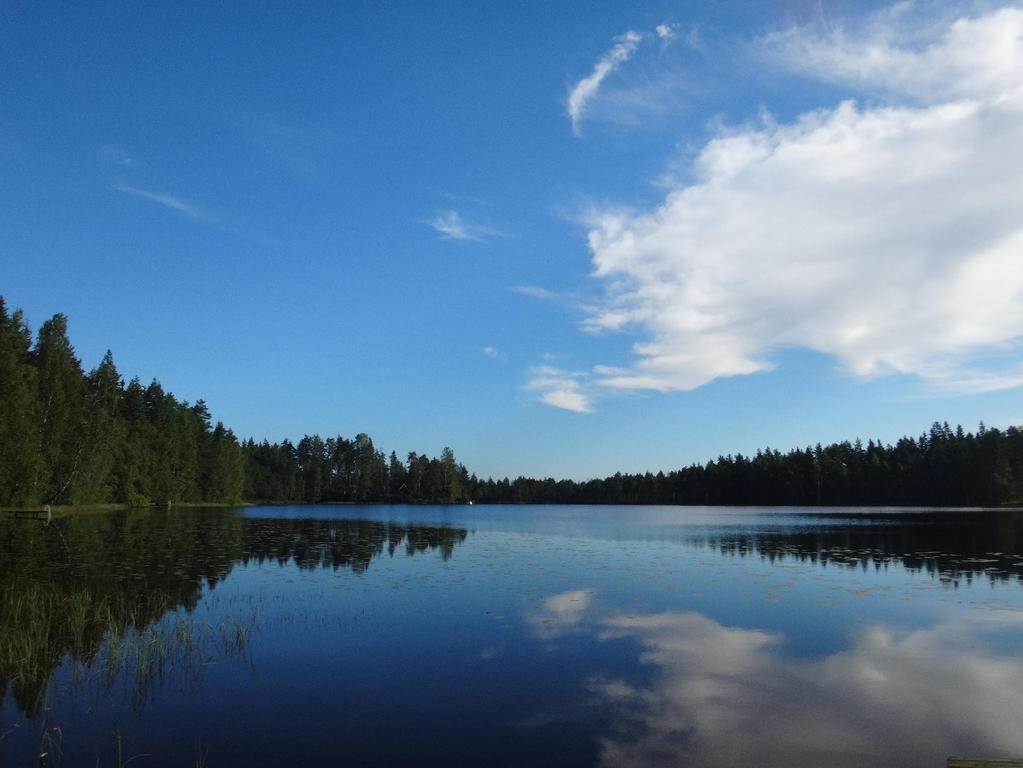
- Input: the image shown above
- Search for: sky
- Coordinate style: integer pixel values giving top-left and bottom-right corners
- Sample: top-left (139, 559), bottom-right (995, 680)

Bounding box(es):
top-left (2, 0), bottom-right (1023, 480)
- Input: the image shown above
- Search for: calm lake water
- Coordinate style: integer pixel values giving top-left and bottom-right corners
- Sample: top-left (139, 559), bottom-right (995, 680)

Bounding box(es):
top-left (3, 504), bottom-right (1023, 767)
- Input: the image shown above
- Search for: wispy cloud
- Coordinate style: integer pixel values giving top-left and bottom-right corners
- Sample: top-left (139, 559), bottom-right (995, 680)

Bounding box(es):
top-left (428, 210), bottom-right (500, 242)
top-left (656, 21), bottom-right (700, 51)
top-left (433, 189), bottom-right (488, 206)
top-left (565, 23), bottom-right (702, 133)
top-left (576, 7), bottom-right (1023, 398)
top-left (243, 117), bottom-right (340, 182)
top-left (567, 31), bottom-right (642, 135)
top-left (761, 5), bottom-right (1023, 103)
top-left (114, 181), bottom-right (206, 221)
top-left (511, 284), bottom-right (559, 301)
top-left (99, 146), bottom-right (135, 168)
top-left (655, 23), bottom-right (677, 41)
top-left (481, 346), bottom-right (500, 359)
top-left (526, 365), bottom-right (594, 413)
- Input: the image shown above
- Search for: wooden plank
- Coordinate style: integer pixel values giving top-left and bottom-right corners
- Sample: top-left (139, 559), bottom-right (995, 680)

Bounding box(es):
top-left (948, 759), bottom-right (1023, 767)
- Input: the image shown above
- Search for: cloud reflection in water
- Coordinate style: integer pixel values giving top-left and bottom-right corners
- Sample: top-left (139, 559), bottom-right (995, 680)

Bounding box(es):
top-left (588, 609), bottom-right (1023, 767)
top-left (527, 588), bottom-right (597, 640)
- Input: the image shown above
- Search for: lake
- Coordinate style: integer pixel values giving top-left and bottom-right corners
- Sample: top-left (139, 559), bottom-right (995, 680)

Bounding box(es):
top-left (3, 504), bottom-right (1023, 766)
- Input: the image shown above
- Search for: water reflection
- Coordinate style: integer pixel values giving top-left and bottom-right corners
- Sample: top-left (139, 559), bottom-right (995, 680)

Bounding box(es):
top-left (694, 509), bottom-right (1023, 585)
top-left (240, 517), bottom-right (467, 572)
top-left (0, 510), bottom-right (469, 718)
top-left (3, 505), bottom-right (1023, 767)
top-left (589, 608), bottom-right (1023, 767)
top-left (527, 588), bottom-right (597, 640)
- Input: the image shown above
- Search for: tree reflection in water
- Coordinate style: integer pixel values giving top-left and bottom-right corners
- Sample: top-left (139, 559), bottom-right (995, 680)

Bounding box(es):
top-left (694, 509), bottom-right (1023, 586)
top-left (0, 510), bottom-right (469, 718)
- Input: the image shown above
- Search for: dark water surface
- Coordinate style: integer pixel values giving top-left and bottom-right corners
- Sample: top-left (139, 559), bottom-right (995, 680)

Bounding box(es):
top-left (3, 505), bottom-right (1023, 766)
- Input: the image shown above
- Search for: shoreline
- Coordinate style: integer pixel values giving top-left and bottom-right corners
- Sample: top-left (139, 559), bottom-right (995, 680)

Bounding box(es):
top-left (5, 500), bottom-right (1022, 517)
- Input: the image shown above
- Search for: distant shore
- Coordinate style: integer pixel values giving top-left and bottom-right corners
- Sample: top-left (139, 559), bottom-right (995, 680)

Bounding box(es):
top-left (5, 500), bottom-right (1023, 518)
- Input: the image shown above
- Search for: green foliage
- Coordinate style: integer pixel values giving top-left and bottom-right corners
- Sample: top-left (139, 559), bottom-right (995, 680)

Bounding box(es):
top-left (244, 434), bottom-right (471, 504)
top-left (126, 492), bottom-right (151, 508)
top-left (32, 313), bottom-right (87, 503)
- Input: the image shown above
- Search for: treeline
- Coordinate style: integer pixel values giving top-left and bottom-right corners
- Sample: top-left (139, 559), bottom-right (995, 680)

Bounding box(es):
top-left (241, 423), bottom-right (1023, 507)
top-left (470, 422), bottom-right (1023, 506)
top-left (0, 298), bottom-right (470, 507)
top-left (4, 296), bottom-right (1023, 508)
top-left (243, 436), bottom-right (472, 503)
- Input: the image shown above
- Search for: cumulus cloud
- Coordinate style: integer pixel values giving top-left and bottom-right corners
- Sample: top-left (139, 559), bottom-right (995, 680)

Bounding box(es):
top-left (567, 31), bottom-right (642, 135)
top-left (582, 7), bottom-right (1023, 397)
top-left (526, 365), bottom-right (594, 413)
top-left (592, 610), bottom-right (1023, 767)
top-left (428, 210), bottom-right (499, 242)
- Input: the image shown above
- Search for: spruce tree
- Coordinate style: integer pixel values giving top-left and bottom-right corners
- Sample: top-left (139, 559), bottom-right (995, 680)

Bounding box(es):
top-left (31, 313), bottom-right (87, 503)
top-left (72, 350), bottom-right (124, 503)
top-left (0, 298), bottom-right (41, 506)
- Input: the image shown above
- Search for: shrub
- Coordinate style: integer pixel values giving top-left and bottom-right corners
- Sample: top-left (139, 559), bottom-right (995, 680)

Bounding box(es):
top-left (126, 492), bottom-right (151, 508)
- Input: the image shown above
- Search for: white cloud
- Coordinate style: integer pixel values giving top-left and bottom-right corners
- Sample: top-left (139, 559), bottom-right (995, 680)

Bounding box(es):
top-left (481, 346), bottom-right (499, 358)
top-left (764, 6), bottom-right (1023, 103)
top-left (567, 31), bottom-right (642, 135)
top-left (114, 181), bottom-right (206, 221)
top-left (581, 7), bottom-right (1023, 397)
top-left (591, 610), bottom-right (1023, 767)
top-left (655, 23), bottom-right (677, 41)
top-left (429, 210), bottom-right (499, 242)
top-left (526, 365), bottom-right (594, 413)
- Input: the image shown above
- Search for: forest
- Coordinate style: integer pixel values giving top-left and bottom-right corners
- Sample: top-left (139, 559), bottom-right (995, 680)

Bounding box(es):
top-left (0, 298), bottom-right (469, 507)
top-left (2, 296), bottom-right (1023, 508)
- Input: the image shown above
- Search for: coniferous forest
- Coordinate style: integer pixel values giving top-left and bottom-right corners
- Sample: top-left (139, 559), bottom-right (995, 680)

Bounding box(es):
top-left (2, 297), bottom-right (1023, 508)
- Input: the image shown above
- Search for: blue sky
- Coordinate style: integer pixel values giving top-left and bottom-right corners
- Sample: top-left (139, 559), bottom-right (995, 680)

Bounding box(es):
top-left (3, 0), bottom-right (1022, 479)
